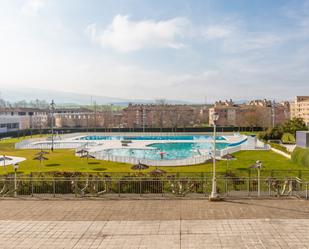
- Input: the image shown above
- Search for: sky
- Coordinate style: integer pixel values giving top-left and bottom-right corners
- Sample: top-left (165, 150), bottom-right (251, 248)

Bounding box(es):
top-left (0, 0), bottom-right (309, 102)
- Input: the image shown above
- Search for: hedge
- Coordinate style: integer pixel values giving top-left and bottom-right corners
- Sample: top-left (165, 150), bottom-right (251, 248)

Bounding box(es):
top-left (292, 147), bottom-right (309, 167)
top-left (281, 133), bottom-right (296, 144)
top-left (269, 143), bottom-right (291, 155)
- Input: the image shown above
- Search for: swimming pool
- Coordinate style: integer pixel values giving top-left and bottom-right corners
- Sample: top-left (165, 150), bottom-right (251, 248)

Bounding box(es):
top-left (104, 142), bottom-right (229, 160)
top-left (15, 132), bottom-right (248, 165)
top-left (79, 135), bottom-right (227, 141)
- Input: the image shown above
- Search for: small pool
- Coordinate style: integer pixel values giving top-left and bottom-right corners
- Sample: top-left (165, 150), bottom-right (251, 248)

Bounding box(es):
top-left (79, 135), bottom-right (226, 141)
top-left (105, 142), bottom-right (228, 160)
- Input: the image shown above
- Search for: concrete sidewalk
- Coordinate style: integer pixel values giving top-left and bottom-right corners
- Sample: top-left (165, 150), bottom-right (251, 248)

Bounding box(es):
top-left (0, 199), bottom-right (309, 248)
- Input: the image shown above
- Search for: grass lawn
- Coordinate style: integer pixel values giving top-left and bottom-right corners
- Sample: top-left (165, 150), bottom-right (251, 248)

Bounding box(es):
top-left (1, 136), bottom-right (308, 178)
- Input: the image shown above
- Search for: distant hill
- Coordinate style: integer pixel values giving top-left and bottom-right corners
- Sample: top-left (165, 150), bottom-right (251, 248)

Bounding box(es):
top-left (0, 87), bottom-right (193, 106)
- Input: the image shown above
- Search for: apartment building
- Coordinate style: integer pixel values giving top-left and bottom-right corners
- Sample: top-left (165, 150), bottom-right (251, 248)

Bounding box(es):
top-left (291, 96), bottom-right (309, 126)
top-left (54, 108), bottom-right (99, 128)
top-left (209, 99), bottom-right (290, 127)
top-left (53, 107), bottom-right (123, 128)
top-left (122, 104), bottom-right (209, 128)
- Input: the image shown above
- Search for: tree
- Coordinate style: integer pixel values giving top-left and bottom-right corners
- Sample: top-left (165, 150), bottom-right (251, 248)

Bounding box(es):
top-left (258, 117), bottom-right (308, 141)
top-left (243, 112), bottom-right (258, 128)
top-left (282, 118), bottom-right (307, 135)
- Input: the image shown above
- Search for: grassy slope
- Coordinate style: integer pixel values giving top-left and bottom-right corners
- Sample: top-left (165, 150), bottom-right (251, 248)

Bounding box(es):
top-left (0, 136), bottom-right (307, 177)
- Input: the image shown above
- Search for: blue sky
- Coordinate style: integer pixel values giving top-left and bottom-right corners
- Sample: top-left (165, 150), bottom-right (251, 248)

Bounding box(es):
top-left (0, 0), bottom-right (309, 102)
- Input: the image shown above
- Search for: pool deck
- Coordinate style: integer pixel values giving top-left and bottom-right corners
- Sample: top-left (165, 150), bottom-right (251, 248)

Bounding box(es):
top-left (32, 133), bottom-right (246, 153)
top-left (0, 199), bottom-right (309, 248)
top-left (0, 156), bottom-right (26, 167)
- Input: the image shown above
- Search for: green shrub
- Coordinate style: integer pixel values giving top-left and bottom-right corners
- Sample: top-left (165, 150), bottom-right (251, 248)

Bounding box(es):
top-left (269, 143), bottom-right (291, 155)
top-left (281, 133), bottom-right (296, 144)
top-left (292, 147), bottom-right (309, 167)
top-left (258, 118), bottom-right (308, 142)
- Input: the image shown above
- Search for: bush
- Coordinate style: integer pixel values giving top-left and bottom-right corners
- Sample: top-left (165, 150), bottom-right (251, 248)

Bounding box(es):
top-left (281, 133), bottom-right (296, 144)
top-left (258, 118), bottom-right (308, 142)
top-left (292, 147), bottom-right (309, 167)
top-left (282, 118), bottom-right (308, 135)
top-left (269, 143), bottom-right (291, 155)
top-left (258, 127), bottom-right (284, 141)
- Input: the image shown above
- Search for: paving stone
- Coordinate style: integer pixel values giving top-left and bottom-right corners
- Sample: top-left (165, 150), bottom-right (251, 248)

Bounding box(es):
top-left (0, 199), bottom-right (309, 248)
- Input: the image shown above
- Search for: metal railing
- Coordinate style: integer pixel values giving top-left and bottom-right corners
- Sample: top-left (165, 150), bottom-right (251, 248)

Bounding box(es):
top-left (93, 153), bottom-right (212, 166)
top-left (15, 140), bottom-right (97, 149)
top-left (1, 176), bottom-right (307, 199)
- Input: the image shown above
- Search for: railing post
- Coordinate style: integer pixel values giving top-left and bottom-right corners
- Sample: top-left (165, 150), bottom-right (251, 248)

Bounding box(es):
top-left (162, 178), bottom-right (164, 197)
top-left (225, 178), bottom-right (228, 197)
top-left (118, 180), bottom-right (120, 197)
top-left (306, 183), bottom-right (308, 200)
top-left (53, 176), bottom-right (56, 198)
top-left (96, 176), bottom-right (99, 197)
top-left (31, 173), bottom-right (34, 197)
top-left (74, 176), bottom-right (78, 198)
top-left (268, 179), bottom-right (271, 196)
top-left (247, 177), bottom-right (250, 196)
top-left (140, 178), bottom-right (142, 197)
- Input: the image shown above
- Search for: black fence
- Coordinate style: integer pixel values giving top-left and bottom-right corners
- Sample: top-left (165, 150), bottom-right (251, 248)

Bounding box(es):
top-left (0, 126), bottom-right (263, 139)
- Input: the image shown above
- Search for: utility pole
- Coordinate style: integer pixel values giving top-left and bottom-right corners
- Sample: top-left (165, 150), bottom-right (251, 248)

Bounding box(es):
top-left (271, 100), bottom-right (275, 128)
top-left (50, 100), bottom-right (55, 152)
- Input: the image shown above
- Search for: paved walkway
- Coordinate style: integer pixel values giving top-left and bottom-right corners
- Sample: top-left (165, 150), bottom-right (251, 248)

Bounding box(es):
top-left (1, 199), bottom-right (309, 248)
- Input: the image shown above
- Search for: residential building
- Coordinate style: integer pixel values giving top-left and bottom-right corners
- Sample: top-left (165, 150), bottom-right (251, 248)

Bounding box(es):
top-left (122, 103), bottom-right (209, 129)
top-left (53, 107), bottom-right (123, 128)
top-left (209, 99), bottom-right (290, 127)
top-left (54, 108), bottom-right (99, 128)
top-left (291, 96), bottom-right (309, 126)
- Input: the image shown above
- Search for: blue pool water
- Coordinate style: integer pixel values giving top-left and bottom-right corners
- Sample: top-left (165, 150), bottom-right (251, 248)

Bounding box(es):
top-left (79, 135), bottom-right (226, 141)
top-left (105, 142), bottom-right (228, 160)
top-left (79, 134), bottom-right (246, 160)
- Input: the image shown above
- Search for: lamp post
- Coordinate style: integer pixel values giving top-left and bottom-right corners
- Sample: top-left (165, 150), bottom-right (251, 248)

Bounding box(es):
top-left (256, 160), bottom-right (262, 197)
top-left (209, 112), bottom-right (220, 201)
top-left (249, 160), bottom-right (262, 196)
top-left (50, 100), bottom-right (55, 152)
top-left (14, 163), bottom-right (19, 197)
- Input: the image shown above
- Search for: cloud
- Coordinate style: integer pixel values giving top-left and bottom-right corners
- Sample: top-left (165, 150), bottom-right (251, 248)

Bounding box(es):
top-left (201, 25), bottom-right (233, 39)
top-left (21, 0), bottom-right (45, 16)
top-left (196, 20), bottom-right (281, 53)
top-left (222, 32), bottom-right (282, 53)
top-left (85, 15), bottom-right (189, 52)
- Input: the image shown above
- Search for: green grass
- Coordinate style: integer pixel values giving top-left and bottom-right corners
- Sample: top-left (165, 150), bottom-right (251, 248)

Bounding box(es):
top-left (1, 135), bottom-right (308, 178)
top-left (292, 147), bottom-right (309, 168)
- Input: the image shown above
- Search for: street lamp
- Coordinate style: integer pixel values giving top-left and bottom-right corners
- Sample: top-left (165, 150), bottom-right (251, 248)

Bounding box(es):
top-left (249, 160), bottom-right (262, 197)
top-left (256, 160), bottom-right (262, 197)
top-left (209, 112), bottom-right (220, 201)
top-left (14, 163), bottom-right (19, 197)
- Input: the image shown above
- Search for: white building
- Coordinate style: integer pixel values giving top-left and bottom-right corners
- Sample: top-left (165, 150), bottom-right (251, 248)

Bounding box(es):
top-left (0, 108), bottom-right (49, 133)
top-left (0, 115), bottom-right (20, 133)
